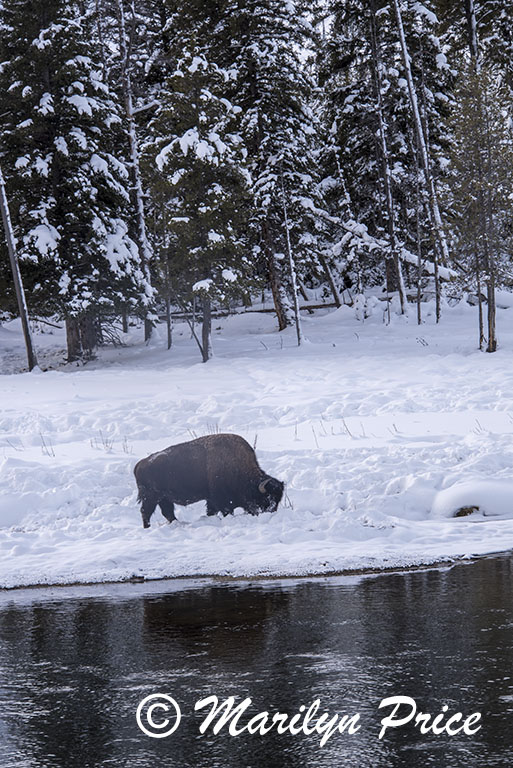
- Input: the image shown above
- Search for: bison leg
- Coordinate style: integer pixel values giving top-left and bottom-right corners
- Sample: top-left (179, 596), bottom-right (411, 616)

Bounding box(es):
top-left (140, 494), bottom-right (157, 529)
top-left (207, 499), bottom-right (234, 517)
top-left (207, 499), bottom-right (233, 517)
top-left (158, 499), bottom-right (176, 523)
top-left (206, 500), bottom-right (219, 517)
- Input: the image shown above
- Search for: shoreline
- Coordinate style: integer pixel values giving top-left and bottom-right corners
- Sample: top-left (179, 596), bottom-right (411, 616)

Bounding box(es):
top-left (1, 550), bottom-right (504, 594)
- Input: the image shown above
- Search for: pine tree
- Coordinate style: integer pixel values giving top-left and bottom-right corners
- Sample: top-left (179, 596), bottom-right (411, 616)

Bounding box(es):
top-left (220, 0), bottom-right (327, 330)
top-left (0, 0), bottom-right (152, 359)
top-left (320, 0), bottom-right (453, 313)
top-left (144, 39), bottom-right (251, 361)
top-left (448, 64), bottom-right (513, 352)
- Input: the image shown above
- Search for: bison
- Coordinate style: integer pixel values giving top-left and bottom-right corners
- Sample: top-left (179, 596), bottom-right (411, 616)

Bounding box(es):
top-left (134, 433), bottom-right (284, 528)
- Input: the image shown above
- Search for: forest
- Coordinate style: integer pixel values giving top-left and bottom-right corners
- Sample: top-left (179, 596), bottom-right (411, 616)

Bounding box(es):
top-left (0, 0), bottom-right (512, 364)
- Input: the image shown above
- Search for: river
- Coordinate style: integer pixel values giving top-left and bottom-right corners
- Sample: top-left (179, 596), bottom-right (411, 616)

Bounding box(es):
top-left (0, 555), bottom-right (512, 767)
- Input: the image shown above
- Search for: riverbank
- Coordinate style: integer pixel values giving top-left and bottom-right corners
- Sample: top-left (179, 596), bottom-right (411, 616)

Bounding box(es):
top-left (2, 299), bottom-right (513, 589)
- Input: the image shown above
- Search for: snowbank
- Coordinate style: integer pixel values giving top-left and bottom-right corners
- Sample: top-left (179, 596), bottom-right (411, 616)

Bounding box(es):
top-left (2, 301), bottom-right (513, 588)
top-left (431, 479), bottom-right (513, 519)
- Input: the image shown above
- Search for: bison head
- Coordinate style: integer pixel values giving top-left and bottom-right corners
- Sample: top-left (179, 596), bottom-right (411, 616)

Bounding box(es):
top-left (258, 475), bottom-right (284, 514)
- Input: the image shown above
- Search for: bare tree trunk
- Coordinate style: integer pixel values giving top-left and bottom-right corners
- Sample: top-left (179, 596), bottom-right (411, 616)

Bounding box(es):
top-left (65, 317), bottom-right (81, 362)
top-left (80, 312), bottom-right (97, 360)
top-left (281, 170), bottom-right (303, 346)
top-left (483, 76), bottom-right (497, 353)
top-left (201, 296), bottom-right (212, 362)
top-left (433, 241), bottom-right (441, 323)
top-left (415, 157), bottom-right (422, 325)
top-left (319, 255), bottom-right (341, 307)
top-left (370, 0), bottom-right (407, 314)
top-left (0, 164), bottom-right (38, 371)
top-left (475, 245), bottom-right (484, 350)
top-left (263, 223), bottom-right (289, 331)
top-left (392, 0), bottom-right (450, 288)
top-left (117, 0), bottom-right (154, 341)
top-left (121, 309), bottom-right (128, 334)
top-left (486, 273), bottom-right (496, 353)
top-left (464, 0), bottom-right (480, 63)
top-left (95, 0), bottom-right (108, 80)
top-left (165, 295), bottom-right (172, 350)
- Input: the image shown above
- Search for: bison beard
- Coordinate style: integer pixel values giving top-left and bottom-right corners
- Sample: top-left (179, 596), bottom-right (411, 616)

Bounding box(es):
top-left (134, 433), bottom-right (284, 528)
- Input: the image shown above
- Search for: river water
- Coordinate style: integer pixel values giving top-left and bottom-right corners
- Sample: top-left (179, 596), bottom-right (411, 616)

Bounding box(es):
top-left (0, 555), bottom-right (512, 768)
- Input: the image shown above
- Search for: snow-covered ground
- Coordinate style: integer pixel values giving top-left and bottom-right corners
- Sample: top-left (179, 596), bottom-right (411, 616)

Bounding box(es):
top-left (2, 298), bottom-right (513, 589)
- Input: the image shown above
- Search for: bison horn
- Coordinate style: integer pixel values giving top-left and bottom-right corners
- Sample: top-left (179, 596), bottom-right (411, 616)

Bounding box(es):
top-left (259, 478), bottom-right (271, 494)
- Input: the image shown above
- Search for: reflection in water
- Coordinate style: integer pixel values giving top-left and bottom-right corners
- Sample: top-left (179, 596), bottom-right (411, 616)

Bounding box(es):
top-left (0, 556), bottom-right (512, 767)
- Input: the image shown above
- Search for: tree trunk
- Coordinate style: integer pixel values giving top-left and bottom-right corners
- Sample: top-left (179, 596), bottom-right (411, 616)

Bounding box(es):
top-left (117, 0), bottom-right (154, 341)
top-left (144, 317), bottom-right (153, 342)
top-left (0, 164), bottom-right (38, 371)
top-left (281, 170), bottom-right (303, 346)
top-left (201, 296), bottom-right (212, 362)
top-left (165, 295), bottom-right (172, 350)
top-left (79, 312), bottom-right (97, 360)
top-left (66, 316), bottom-right (82, 362)
top-left (486, 273), bottom-right (497, 353)
top-left (415, 161), bottom-right (422, 325)
top-left (369, 0), bottom-right (407, 314)
top-left (464, 0), bottom-right (480, 64)
top-left (263, 220), bottom-right (289, 331)
top-left (392, 0), bottom-right (450, 288)
top-left (95, 0), bottom-right (108, 80)
top-left (319, 256), bottom-right (341, 307)
top-left (475, 245), bottom-right (484, 350)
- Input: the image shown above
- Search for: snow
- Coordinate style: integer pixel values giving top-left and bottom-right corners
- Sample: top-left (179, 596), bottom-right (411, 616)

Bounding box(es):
top-left (54, 136), bottom-right (69, 156)
top-left (413, 3), bottom-right (438, 25)
top-left (188, 56), bottom-right (206, 74)
top-left (157, 127), bottom-right (229, 169)
top-left (23, 223), bottom-right (60, 257)
top-left (37, 92), bottom-right (54, 116)
top-left (69, 127), bottom-right (87, 150)
top-left (222, 268), bottom-right (237, 282)
top-left (432, 480), bottom-right (513, 519)
top-left (2, 300), bottom-right (513, 589)
top-left (34, 157), bottom-right (50, 177)
top-left (103, 219), bottom-right (139, 274)
top-left (66, 94), bottom-right (99, 117)
top-left (192, 278), bottom-right (213, 293)
top-left (436, 52), bottom-right (448, 69)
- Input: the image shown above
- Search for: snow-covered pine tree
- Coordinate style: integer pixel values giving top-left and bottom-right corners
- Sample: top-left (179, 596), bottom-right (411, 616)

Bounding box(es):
top-left (218, 0), bottom-right (327, 330)
top-left (448, 68), bottom-right (513, 353)
top-left (0, 0), bottom-right (153, 359)
top-left (391, 0), bottom-right (451, 321)
top-left (320, 0), bottom-right (452, 314)
top-left (143, 35), bottom-right (251, 362)
top-left (449, 0), bottom-right (513, 95)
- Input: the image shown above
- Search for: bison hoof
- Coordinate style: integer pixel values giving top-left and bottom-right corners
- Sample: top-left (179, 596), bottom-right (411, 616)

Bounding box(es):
top-left (143, 522), bottom-right (150, 529)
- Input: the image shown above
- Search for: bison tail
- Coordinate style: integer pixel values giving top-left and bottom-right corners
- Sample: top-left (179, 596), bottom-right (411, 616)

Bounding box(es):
top-left (136, 485), bottom-right (149, 505)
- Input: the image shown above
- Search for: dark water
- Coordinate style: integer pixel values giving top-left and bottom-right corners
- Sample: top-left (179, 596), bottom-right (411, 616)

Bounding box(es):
top-left (1, 556), bottom-right (513, 768)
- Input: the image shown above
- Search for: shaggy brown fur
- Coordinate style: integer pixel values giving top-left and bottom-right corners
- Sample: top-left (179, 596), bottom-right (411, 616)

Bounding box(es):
top-left (134, 433), bottom-right (284, 528)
